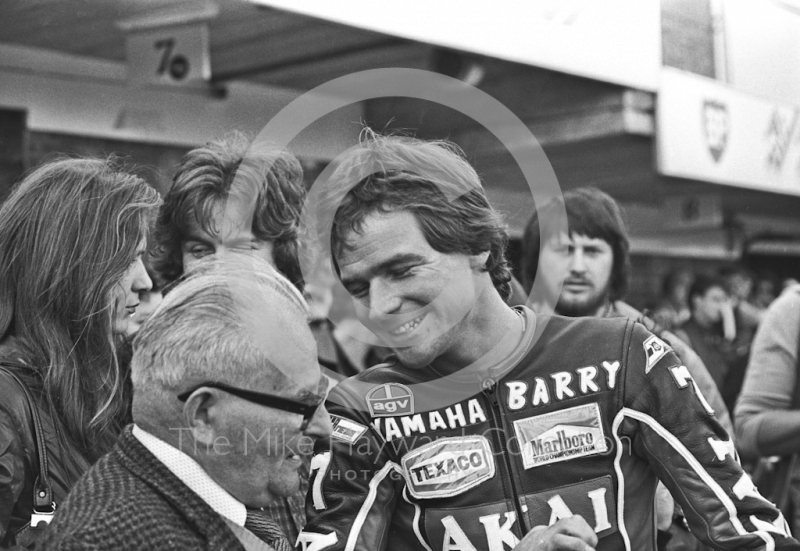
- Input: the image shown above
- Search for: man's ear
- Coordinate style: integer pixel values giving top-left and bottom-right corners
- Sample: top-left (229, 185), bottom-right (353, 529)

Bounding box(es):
top-left (182, 389), bottom-right (222, 452)
top-left (469, 251), bottom-right (491, 271)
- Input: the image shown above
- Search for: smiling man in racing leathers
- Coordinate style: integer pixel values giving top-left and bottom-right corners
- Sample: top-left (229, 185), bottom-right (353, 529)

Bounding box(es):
top-left (297, 132), bottom-right (797, 551)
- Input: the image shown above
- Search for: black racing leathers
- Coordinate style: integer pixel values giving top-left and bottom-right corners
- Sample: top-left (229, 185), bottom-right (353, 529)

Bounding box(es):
top-left (300, 311), bottom-right (798, 551)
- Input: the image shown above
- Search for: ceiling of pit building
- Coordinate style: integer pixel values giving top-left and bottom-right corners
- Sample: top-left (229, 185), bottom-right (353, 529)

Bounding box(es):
top-left (0, 0), bottom-right (432, 89)
top-left (5, 0), bottom-right (800, 235)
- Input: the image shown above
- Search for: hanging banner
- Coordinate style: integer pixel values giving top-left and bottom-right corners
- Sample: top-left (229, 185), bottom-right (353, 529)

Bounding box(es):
top-left (253, 0), bottom-right (661, 91)
top-left (657, 67), bottom-right (800, 196)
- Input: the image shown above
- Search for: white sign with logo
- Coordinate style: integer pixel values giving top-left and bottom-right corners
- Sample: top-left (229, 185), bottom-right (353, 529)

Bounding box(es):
top-left (657, 67), bottom-right (800, 196)
top-left (125, 22), bottom-right (211, 86)
top-left (254, 0), bottom-right (661, 91)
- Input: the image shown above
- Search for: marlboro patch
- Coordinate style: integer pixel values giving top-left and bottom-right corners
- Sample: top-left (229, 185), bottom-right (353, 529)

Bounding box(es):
top-left (643, 335), bottom-right (672, 374)
top-left (330, 415), bottom-right (367, 444)
top-left (513, 403), bottom-right (607, 469)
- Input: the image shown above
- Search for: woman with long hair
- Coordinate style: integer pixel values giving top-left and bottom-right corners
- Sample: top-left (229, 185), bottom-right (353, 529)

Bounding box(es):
top-left (0, 157), bottom-right (161, 547)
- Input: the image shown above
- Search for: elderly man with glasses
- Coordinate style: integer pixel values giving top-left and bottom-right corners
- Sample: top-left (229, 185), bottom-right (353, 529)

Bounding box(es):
top-left (39, 257), bottom-right (332, 551)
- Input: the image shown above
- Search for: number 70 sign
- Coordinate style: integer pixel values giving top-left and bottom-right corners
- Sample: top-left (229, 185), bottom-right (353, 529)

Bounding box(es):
top-left (125, 22), bottom-right (211, 86)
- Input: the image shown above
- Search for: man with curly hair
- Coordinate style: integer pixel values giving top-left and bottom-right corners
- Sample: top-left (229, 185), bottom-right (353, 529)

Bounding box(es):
top-left (299, 133), bottom-right (796, 551)
top-left (150, 133), bottom-right (309, 544)
top-left (152, 132), bottom-right (306, 291)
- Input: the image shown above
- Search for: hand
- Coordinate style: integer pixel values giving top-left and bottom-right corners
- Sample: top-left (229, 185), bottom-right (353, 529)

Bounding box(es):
top-left (516, 516), bottom-right (598, 550)
top-left (720, 300), bottom-right (737, 342)
top-left (655, 481), bottom-right (675, 531)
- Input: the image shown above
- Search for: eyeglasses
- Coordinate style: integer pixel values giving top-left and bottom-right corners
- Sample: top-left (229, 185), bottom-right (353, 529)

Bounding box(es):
top-left (177, 381), bottom-right (323, 431)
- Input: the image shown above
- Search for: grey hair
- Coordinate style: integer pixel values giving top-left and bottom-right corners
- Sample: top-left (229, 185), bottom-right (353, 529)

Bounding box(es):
top-left (130, 256), bottom-right (311, 395)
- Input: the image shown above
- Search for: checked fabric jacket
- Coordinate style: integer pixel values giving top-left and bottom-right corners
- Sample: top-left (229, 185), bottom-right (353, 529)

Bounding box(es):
top-left (38, 427), bottom-right (255, 551)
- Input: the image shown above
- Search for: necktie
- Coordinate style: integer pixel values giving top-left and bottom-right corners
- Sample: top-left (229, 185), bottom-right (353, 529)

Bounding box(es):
top-left (245, 509), bottom-right (294, 551)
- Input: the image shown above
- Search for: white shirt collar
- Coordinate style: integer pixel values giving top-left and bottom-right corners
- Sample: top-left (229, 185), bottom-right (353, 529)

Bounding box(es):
top-left (132, 424), bottom-right (247, 527)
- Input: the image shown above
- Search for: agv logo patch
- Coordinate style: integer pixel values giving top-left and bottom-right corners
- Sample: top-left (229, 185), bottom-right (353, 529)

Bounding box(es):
top-left (367, 383), bottom-right (414, 417)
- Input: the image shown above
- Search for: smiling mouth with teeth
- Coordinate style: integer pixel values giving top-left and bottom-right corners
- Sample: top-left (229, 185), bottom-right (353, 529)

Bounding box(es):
top-left (390, 315), bottom-right (425, 336)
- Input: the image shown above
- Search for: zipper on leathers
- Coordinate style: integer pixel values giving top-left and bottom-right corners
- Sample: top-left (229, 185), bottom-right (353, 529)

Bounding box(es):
top-left (483, 379), bottom-right (528, 536)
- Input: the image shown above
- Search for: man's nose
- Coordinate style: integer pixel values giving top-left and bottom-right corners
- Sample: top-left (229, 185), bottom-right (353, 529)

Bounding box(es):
top-left (569, 250), bottom-right (586, 273)
top-left (367, 280), bottom-right (402, 323)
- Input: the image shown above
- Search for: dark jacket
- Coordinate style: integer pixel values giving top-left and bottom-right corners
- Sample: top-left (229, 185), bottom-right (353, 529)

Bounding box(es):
top-left (611, 301), bottom-right (735, 437)
top-left (0, 348), bottom-right (90, 548)
top-left (302, 311), bottom-right (796, 551)
top-left (678, 317), bottom-right (751, 414)
top-left (38, 426), bottom-right (247, 550)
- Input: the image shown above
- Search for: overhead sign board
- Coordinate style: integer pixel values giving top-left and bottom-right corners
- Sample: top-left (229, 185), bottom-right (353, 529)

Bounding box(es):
top-left (254, 0), bottom-right (661, 91)
top-left (0, 44), bottom-right (363, 157)
top-left (125, 22), bottom-right (211, 86)
top-left (657, 67), bottom-right (800, 196)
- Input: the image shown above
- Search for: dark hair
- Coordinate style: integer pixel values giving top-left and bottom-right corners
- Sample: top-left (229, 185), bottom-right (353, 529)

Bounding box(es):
top-left (717, 266), bottom-right (753, 281)
top-left (661, 268), bottom-right (694, 297)
top-left (0, 157), bottom-right (160, 459)
top-left (151, 132), bottom-right (306, 289)
top-left (323, 131), bottom-right (512, 300)
top-left (520, 187), bottom-right (630, 301)
top-left (688, 274), bottom-right (727, 308)
top-left (717, 265), bottom-right (754, 294)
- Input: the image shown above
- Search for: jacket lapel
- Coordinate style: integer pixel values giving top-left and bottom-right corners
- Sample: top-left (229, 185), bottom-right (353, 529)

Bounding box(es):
top-left (113, 426), bottom-right (246, 550)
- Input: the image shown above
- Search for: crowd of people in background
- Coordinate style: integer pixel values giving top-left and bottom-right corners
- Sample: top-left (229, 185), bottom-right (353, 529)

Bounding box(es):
top-left (0, 131), bottom-right (799, 551)
top-left (653, 266), bottom-right (783, 417)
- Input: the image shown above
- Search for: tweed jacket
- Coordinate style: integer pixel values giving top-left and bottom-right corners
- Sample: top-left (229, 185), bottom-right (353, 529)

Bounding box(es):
top-left (38, 426), bottom-right (254, 551)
